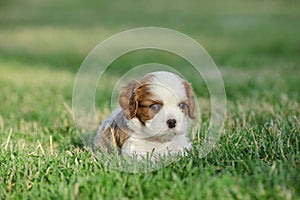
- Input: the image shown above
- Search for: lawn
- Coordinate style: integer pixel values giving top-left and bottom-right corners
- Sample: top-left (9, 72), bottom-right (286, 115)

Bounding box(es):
top-left (0, 0), bottom-right (300, 199)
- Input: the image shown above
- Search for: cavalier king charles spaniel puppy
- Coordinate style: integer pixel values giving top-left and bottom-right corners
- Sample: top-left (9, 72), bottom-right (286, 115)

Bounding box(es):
top-left (94, 71), bottom-right (195, 159)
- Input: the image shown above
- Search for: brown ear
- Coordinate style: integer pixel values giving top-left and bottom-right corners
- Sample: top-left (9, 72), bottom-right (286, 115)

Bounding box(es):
top-left (183, 81), bottom-right (195, 119)
top-left (119, 80), bottom-right (139, 119)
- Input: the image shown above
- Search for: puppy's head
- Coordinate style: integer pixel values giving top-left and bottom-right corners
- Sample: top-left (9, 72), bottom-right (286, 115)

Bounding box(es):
top-left (119, 71), bottom-right (195, 138)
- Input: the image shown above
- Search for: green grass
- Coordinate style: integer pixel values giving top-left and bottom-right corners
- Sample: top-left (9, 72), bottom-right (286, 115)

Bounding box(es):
top-left (1, 0), bottom-right (300, 199)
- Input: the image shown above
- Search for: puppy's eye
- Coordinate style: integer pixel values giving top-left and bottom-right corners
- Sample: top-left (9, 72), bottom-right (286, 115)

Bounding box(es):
top-left (179, 103), bottom-right (187, 110)
top-left (150, 104), bottom-right (161, 111)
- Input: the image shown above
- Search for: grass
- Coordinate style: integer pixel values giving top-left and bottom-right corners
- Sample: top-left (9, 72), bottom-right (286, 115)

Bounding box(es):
top-left (0, 0), bottom-right (300, 199)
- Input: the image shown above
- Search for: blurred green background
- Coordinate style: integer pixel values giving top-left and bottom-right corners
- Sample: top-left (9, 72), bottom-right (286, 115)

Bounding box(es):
top-left (1, 0), bottom-right (299, 106)
top-left (1, 0), bottom-right (299, 71)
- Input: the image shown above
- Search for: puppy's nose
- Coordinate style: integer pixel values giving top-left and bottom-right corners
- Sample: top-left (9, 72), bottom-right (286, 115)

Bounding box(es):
top-left (167, 119), bottom-right (176, 129)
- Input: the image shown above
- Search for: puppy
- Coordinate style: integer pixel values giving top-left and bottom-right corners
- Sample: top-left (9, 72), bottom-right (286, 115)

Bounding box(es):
top-left (93, 71), bottom-right (195, 159)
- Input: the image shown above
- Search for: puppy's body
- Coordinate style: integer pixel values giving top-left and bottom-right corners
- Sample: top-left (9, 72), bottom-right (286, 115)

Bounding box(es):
top-left (93, 108), bottom-right (131, 153)
top-left (94, 71), bottom-right (195, 158)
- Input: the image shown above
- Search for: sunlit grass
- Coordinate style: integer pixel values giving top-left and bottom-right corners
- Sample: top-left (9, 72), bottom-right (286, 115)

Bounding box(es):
top-left (1, 60), bottom-right (299, 199)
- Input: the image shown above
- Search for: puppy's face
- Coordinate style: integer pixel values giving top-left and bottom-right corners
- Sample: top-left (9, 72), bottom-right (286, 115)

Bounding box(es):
top-left (119, 71), bottom-right (195, 139)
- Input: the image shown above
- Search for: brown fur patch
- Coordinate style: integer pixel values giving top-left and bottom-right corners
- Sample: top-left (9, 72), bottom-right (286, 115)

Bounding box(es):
top-left (118, 74), bottom-right (161, 124)
top-left (119, 80), bottom-right (139, 119)
top-left (136, 98), bottom-right (163, 125)
top-left (118, 74), bottom-right (155, 119)
top-left (183, 81), bottom-right (195, 119)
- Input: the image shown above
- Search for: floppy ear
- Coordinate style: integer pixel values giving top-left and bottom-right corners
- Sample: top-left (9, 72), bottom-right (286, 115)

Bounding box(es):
top-left (183, 81), bottom-right (195, 119)
top-left (119, 80), bottom-right (139, 119)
